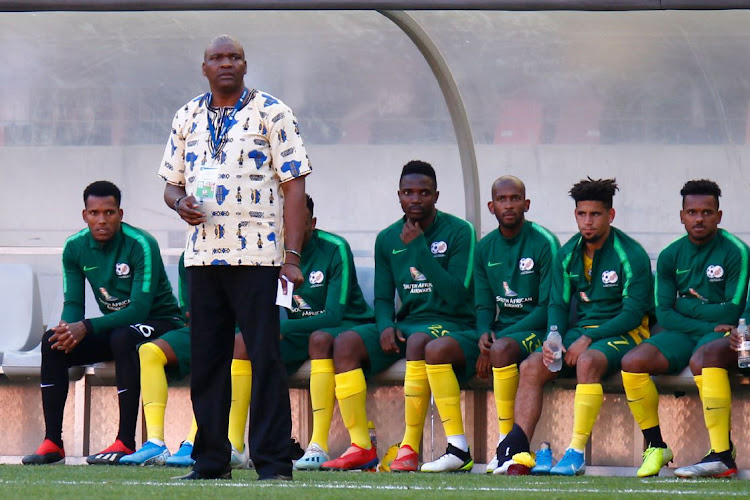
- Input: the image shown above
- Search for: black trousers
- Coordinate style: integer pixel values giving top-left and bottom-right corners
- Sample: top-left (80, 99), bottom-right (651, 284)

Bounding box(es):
top-left (40, 319), bottom-right (172, 449)
top-left (188, 265), bottom-right (292, 478)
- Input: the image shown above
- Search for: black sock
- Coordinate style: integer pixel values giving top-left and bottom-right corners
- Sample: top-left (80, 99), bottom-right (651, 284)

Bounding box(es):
top-left (642, 425), bottom-right (666, 449)
top-left (40, 330), bottom-right (70, 449)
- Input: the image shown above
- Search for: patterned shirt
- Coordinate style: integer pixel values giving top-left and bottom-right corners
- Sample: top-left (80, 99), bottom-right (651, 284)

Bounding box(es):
top-left (158, 89), bottom-right (312, 267)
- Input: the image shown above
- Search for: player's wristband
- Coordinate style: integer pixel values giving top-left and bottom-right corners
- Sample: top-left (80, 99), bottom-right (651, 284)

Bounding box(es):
top-left (283, 261), bottom-right (301, 269)
top-left (284, 248), bottom-right (302, 259)
top-left (174, 195), bottom-right (187, 212)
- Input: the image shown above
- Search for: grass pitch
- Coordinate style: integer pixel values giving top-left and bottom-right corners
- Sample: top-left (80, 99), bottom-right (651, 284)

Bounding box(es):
top-left (0, 465), bottom-right (743, 499)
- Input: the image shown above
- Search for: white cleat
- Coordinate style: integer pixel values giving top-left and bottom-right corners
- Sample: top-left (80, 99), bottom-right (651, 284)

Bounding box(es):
top-left (294, 442), bottom-right (330, 471)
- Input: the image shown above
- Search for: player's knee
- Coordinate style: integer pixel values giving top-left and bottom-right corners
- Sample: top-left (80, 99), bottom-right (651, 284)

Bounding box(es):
top-left (405, 333), bottom-right (431, 361)
top-left (621, 348), bottom-right (649, 373)
top-left (424, 338), bottom-right (454, 365)
top-left (109, 326), bottom-right (134, 354)
top-left (519, 352), bottom-right (545, 381)
top-left (309, 330), bottom-right (334, 358)
top-left (701, 338), bottom-right (732, 368)
top-left (333, 331), bottom-right (363, 364)
top-left (490, 337), bottom-right (520, 368)
top-left (576, 351), bottom-right (606, 381)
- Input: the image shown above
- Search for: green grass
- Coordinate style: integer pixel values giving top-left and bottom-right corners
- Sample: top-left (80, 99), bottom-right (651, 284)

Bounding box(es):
top-left (0, 466), bottom-right (743, 499)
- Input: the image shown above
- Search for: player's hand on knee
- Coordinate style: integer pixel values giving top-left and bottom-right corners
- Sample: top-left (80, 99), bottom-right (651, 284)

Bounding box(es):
top-left (563, 335), bottom-right (590, 366)
top-left (475, 353), bottom-right (491, 379)
top-left (478, 332), bottom-right (494, 355)
top-left (380, 327), bottom-right (401, 354)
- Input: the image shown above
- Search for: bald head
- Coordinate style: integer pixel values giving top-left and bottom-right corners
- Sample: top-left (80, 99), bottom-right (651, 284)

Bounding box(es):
top-left (491, 175), bottom-right (525, 199)
top-left (204, 35), bottom-right (244, 61)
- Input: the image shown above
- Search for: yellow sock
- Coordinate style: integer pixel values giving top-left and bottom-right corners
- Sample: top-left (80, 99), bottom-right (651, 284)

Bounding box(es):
top-left (335, 369), bottom-right (371, 449)
top-left (570, 383), bottom-right (603, 450)
top-left (622, 371), bottom-right (660, 430)
top-left (228, 359), bottom-right (252, 452)
top-left (427, 363), bottom-right (464, 437)
top-left (139, 342), bottom-right (168, 442)
top-left (309, 359), bottom-right (335, 453)
top-left (694, 374), bottom-right (704, 402)
top-left (402, 360), bottom-right (430, 452)
top-left (186, 417), bottom-right (198, 444)
top-left (702, 367), bottom-right (731, 453)
top-left (493, 364), bottom-right (519, 436)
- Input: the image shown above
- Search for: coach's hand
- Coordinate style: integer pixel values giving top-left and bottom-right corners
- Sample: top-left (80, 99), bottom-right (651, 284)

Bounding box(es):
top-left (50, 320), bottom-right (87, 354)
top-left (280, 263), bottom-right (304, 290)
top-left (380, 326), bottom-right (405, 354)
top-left (176, 196), bottom-right (206, 226)
top-left (564, 335), bottom-right (591, 366)
top-left (478, 331), bottom-right (495, 355)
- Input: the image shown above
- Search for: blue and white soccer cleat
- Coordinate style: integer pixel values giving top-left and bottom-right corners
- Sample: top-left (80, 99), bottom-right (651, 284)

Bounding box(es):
top-left (294, 442), bottom-right (330, 471)
top-left (119, 441), bottom-right (170, 466)
top-left (549, 448), bottom-right (585, 476)
top-left (531, 442), bottom-right (555, 475)
top-left (165, 441), bottom-right (195, 467)
top-left (230, 444), bottom-right (253, 469)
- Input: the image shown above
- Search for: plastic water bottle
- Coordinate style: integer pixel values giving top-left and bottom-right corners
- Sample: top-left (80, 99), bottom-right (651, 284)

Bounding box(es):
top-left (737, 319), bottom-right (750, 369)
top-left (547, 325), bottom-right (563, 372)
top-left (368, 420), bottom-right (378, 449)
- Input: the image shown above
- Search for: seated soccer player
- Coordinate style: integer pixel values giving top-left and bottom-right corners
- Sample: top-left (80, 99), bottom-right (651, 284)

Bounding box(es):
top-left (23, 181), bottom-right (184, 465)
top-left (621, 179), bottom-right (748, 478)
top-left (320, 160), bottom-right (475, 472)
top-left (496, 177), bottom-right (652, 476)
top-left (272, 195), bottom-right (374, 470)
top-left (118, 253), bottom-right (254, 469)
top-left (446, 176), bottom-right (558, 474)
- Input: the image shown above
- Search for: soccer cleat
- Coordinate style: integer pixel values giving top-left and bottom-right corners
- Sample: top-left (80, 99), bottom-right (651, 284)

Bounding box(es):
top-left (320, 443), bottom-right (378, 471)
top-left (230, 444), bottom-right (253, 470)
top-left (294, 442), bottom-right (330, 471)
top-left (637, 446), bottom-right (673, 477)
top-left (389, 444), bottom-right (419, 473)
top-left (119, 441), bottom-right (171, 466)
top-left (86, 439), bottom-right (135, 465)
top-left (420, 444), bottom-right (473, 473)
top-left (549, 448), bottom-right (585, 476)
top-left (165, 441), bottom-right (195, 467)
top-left (531, 442), bottom-right (555, 475)
top-left (22, 439), bottom-right (65, 465)
top-left (485, 454), bottom-right (499, 473)
top-left (493, 442), bottom-right (527, 475)
top-left (674, 451), bottom-right (737, 478)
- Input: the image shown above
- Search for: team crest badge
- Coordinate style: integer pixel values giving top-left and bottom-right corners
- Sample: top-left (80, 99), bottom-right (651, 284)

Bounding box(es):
top-left (410, 267), bottom-right (427, 282)
top-left (115, 263), bottom-right (130, 276)
top-left (431, 241), bottom-right (448, 255)
top-left (309, 270), bottom-right (325, 285)
top-left (601, 270), bottom-right (619, 284)
top-left (519, 258), bottom-right (534, 272)
top-left (706, 265), bottom-right (724, 279)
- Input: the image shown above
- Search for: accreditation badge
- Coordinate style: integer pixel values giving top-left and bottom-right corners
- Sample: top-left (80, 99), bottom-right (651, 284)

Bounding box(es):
top-left (195, 166), bottom-right (219, 202)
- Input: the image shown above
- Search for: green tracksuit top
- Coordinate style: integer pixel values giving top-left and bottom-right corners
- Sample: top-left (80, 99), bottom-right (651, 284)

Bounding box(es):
top-left (374, 210), bottom-right (475, 332)
top-left (656, 229), bottom-right (749, 337)
top-left (475, 220), bottom-right (560, 335)
top-left (61, 223), bottom-right (184, 334)
top-left (282, 229), bottom-right (374, 334)
top-left (547, 226), bottom-right (653, 341)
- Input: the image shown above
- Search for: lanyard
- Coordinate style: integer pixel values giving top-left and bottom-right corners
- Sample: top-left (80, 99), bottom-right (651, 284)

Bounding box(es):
top-left (207, 87), bottom-right (248, 159)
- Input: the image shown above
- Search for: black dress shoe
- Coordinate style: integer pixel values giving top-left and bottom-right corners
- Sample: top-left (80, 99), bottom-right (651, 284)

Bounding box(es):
top-left (174, 470), bottom-right (232, 480)
top-left (258, 474), bottom-right (292, 481)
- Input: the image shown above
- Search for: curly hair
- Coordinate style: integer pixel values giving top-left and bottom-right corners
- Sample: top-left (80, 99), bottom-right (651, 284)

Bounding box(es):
top-left (569, 177), bottom-right (618, 209)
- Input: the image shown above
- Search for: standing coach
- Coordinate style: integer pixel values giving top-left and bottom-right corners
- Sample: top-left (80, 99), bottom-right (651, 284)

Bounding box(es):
top-left (158, 34), bottom-right (311, 480)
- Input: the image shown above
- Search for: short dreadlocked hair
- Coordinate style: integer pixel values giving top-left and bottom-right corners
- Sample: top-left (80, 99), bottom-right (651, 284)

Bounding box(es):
top-left (569, 177), bottom-right (618, 209)
top-left (680, 179), bottom-right (721, 208)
